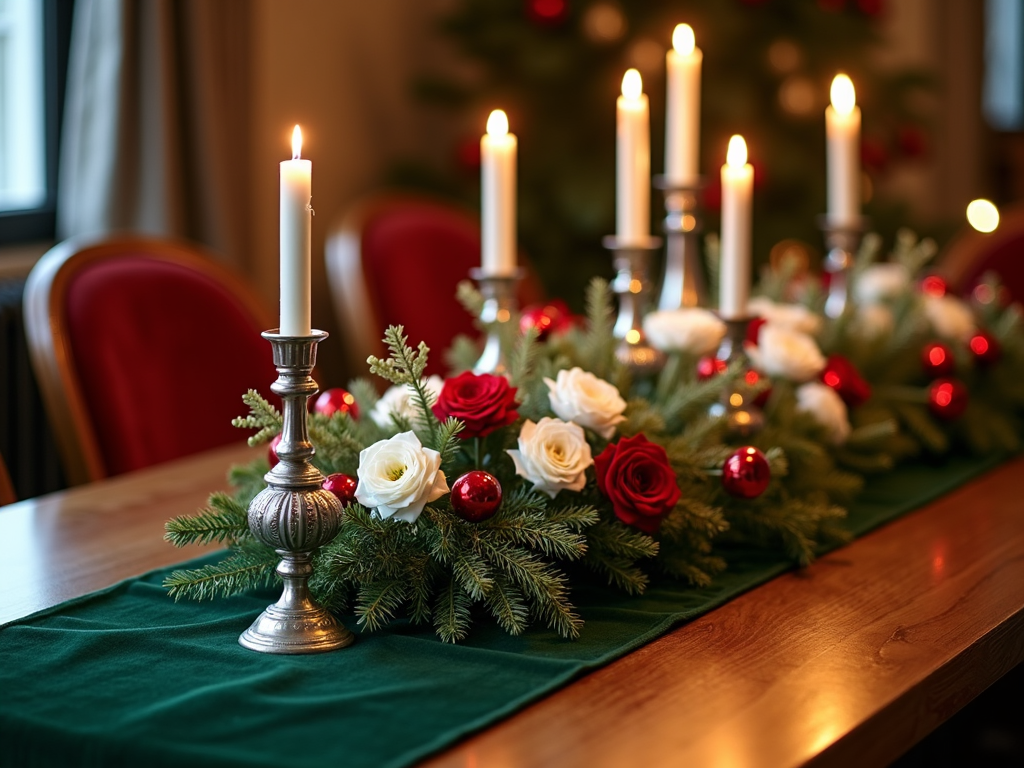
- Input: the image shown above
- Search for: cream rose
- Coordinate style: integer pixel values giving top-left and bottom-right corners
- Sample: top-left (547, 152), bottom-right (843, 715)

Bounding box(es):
top-left (643, 309), bottom-right (727, 357)
top-left (370, 376), bottom-right (444, 429)
top-left (923, 295), bottom-right (976, 343)
top-left (747, 324), bottom-right (826, 382)
top-left (796, 382), bottom-right (851, 445)
top-left (748, 297), bottom-right (822, 336)
top-left (507, 418), bottom-right (593, 498)
top-left (854, 263), bottom-right (911, 304)
top-left (355, 431), bottom-right (449, 523)
top-left (545, 367), bottom-right (626, 439)
top-left (851, 303), bottom-right (894, 340)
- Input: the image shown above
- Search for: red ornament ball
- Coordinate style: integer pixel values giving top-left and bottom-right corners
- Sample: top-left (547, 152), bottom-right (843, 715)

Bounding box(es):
top-left (928, 378), bottom-right (969, 421)
top-left (920, 274), bottom-right (948, 297)
top-left (968, 330), bottom-right (1002, 366)
top-left (268, 434), bottom-right (283, 468)
top-left (450, 471), bottom-right (503, 522)
top-left (322, 473), bottom-right (358, 506)
top-left (746, 316), bottom-right (768, 345)
top-left (315, 388), bottom-right (359, 419)
top-left (744, 368), bottom-right (773, 409)
top-left (696, 356), bottom-right (728, 381)
top-left (520, 299), bottom-right (574, 340)
top-left (722, 446), bottom-right (771, 499)
top-left (921, 341), bottom-right (955, 378)
top-left (525, 0), bottom-right (569, 26)
top-left (820, 354), bottom-right (872, 408)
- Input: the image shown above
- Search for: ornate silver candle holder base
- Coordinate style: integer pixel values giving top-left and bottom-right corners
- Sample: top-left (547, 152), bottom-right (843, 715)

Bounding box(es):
top-left (604, 236), bottom-right (666, 376)
top-left (654, 176), bottom-right (706, 310)
top-left (818, 216), bottom-right (867, 319)
top-left (708, 316), bottom-right (765, 437)
top-left (471, 268), bottom-right (523, 377)
top-left (239, 330), bottom-right (354, 655)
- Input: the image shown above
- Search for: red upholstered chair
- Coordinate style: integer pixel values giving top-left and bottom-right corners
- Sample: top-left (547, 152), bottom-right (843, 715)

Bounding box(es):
top-left (0, 453), bottom-right (14, 506)
top-left (937, 201), bottom-right (1024, 303)
top-left (24, 235), bottom-right (276, 486)
top-left (325, 193), bottom-right (543, 376)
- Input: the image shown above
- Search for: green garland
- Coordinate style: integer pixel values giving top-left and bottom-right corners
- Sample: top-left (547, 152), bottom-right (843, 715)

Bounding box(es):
top-left (165, 234), bottom-right (1024, 643)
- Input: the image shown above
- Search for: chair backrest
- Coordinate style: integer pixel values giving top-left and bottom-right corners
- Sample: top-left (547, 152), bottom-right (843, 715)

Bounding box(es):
top-left (0, 452), bottom-right (14, 506)
top-left (938, 201), bottom-right (1024, 302)
top-left (24, 235), bottom-right (275, 486)
top-left (325, 193), bottom-right (543, 376)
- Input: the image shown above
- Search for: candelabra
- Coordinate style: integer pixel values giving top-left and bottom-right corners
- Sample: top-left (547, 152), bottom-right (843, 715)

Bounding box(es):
top-left (239, 330), bottom-right (355, 654)
top-left (819, 216), bottom-right (866, 319)
top-left (604, 236), bottom-right (666, 375)
top-left (708, 316), bottom-right (764, 437)
top-left (471, 268), bottom-right (523, 377)
top-left (654, 176), bottom-right (706, 310)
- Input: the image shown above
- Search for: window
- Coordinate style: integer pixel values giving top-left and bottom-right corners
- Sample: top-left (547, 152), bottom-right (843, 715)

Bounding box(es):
top-left (0, 0), bottom-right (73, 244)
top-left (984, 0), bottom-right (1024, 131)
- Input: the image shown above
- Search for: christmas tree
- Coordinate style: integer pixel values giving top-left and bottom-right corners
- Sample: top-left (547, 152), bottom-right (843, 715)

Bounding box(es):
top-left (395, 0), bottom-right (931, 304)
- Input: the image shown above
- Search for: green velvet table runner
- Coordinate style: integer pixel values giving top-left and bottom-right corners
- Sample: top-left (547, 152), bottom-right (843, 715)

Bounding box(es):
top-left (0, 453), bottom-right (1003, 768)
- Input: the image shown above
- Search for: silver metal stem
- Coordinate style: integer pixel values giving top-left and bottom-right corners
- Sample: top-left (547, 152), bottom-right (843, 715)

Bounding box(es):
top-left (239, 330), bottom-right (355, 654)
top-left (709, 316), bottom-right (764, 437)
top-left (654, 176), bottom-right (706, 310)
top-left (471, 268), bottom-right (522, 377)
top-left (603, 236), bottom-right (666, 376)
top-left (818, 216), bottom-right (866, 319)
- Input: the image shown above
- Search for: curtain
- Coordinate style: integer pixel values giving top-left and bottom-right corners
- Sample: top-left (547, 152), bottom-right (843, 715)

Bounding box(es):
top-left (57, 0), bottom-right (251, 268)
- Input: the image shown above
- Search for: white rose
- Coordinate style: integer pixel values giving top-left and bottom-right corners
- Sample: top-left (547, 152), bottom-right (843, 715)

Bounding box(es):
top-left (796, 382), bottom-right (851, 445)
top-left (854, 263), bottom-right (911, 304)
top-left (643, 309), bottom-right (727, 357)
top-left (355, 431), bottom-right (449, 523)
top-left (545, 367), bottom-right (626, 439)
top-left (748, 296), bottom-right (822, 336)
top-left (747, 324), bottom-right (827, 383)
top-left (507, 418), bottom-right (593, 498)
top-left (370, 376), bottom-right (444, 429)
top-left (923, 295), bottom-right (976, 343)
top-left (851, 303), bottom-right (894, 340)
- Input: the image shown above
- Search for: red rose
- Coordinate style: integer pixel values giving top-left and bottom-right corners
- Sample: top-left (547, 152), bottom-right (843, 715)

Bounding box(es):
top-left (432, 372), bottom-right (519, 438)
top-left (594, 434), bottom-right (681, 534)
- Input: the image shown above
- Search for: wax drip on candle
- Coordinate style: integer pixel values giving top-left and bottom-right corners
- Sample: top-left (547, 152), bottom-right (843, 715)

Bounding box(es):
top-left (830, 74), bottom-right (855, 115)
top-left (622, 68), bottom-right (642, 100)
top-left (727, 134), bottom-right (747, 167)
top-left (672, 23), bottom-right (694, 55)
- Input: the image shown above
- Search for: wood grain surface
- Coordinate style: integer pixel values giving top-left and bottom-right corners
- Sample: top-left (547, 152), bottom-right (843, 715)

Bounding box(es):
top-left (1, 447), bottom-right (1022, 768)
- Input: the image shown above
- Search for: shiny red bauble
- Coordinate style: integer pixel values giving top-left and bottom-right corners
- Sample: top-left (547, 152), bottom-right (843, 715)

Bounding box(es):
top-left (746, 317), bottom-right (768, 345)
top-left (921, 341), bottom-right (955, 378)
top-left (696, 356), bottom-right (728, 381)
top-left (820, 354), bottom-right (872, 408)
top-left (722, 446), bottom-right (771, 499)
top-left (450, 470), bottom-right (503, 522)
top-left (968, 330), bottom-right (1002, 367)
top-left (520, 300), bottom-right (574, 340)
top-left (314, 388), bottom-right (359, 419)
top-left (744, 369), bottom-right (773, 409)
top-left (322, 473), bottom-right (358, 506)
top-left (920, 275), bottom-right (948, 297)
top-left (928, 378), bottom-right (969, 421)
top-left (268, 434), bottom-right (283, 468)
top-left (525, 0), bottom-right (569, 27)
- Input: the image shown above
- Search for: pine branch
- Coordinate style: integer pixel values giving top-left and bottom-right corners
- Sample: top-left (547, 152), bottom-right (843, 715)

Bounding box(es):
top-left (231, 389), bottom-right (283, 446)
top-left (483, 574), bottom-right (529, 635)
top-left (164, 544), bottom-right (279, 601)
top-left (164, 492), bottom-right (249, 547)
top-left (436, 417), bottom-right (466, 469)
top-left (434, 577), bottom-right (473, 643)
top-left (356, 579), bottom-right (409, 633)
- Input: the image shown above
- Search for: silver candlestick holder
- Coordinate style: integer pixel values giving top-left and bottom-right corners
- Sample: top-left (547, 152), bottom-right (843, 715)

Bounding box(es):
top-left (604, 236), bottom-right (666, 376)
top-left (471, 268), bottom-right (522, 377)
top-left (819, 216), bottom-right (867, 319)
top-left (654, 176), bottom-right (707, 310)
top-left (239, 330), bottom-right (355, 654)
top-left (708, 316), bottom-right (764, 437)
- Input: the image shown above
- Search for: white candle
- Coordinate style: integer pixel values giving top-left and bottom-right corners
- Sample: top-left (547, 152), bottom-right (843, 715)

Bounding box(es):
top-left (826, 74), bottom-right (861, 226)
top-left (616, 68), bottom-right (650, 244)
top-left (720, 135), bottom-right (753, 319)
top-left (481, 109), bottom-right (517, 276)
top-left (665, 23), bottom-right (702, 186)
top-left (279, 125), bottom-right (312, 336)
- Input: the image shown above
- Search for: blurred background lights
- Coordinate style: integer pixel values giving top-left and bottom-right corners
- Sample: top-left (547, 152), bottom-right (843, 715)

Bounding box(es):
top-left (966, 199), bottom-right (1000, 232)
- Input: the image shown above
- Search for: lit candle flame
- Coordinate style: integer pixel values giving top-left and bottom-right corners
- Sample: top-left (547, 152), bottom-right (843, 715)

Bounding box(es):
top-left (830, 74), bottom-right (856, 115)
top-left (672, 24), bottom-right (695, 56)
top-left (291, 125), bottom-right (303, 160)
top-left (727, 135), bottom-right (747, 167)
top-left (621, 68), bottom-right (643, 100)
top-left (486, 109), bottom-right (509, 137)
top-left (966, 199), bottom-right (999, 233)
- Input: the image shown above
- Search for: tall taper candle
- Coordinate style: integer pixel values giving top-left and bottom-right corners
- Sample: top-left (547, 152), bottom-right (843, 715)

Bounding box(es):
top-left (720, 135), bottom-right (753, 319)
top-left (481, 109), bottom-right (517, 276)
top-left (616, 69), bottom-right (650, 244)
top-left (665, 24), bottom-right (702, 186)
top-left (280, 125), bottom-right (312, 336)
top-left (826, 74), bottom-right (861, 226)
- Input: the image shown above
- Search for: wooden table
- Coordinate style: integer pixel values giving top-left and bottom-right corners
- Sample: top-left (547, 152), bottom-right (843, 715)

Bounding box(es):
top-left (2, 444), bottom-right (1022, 768)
